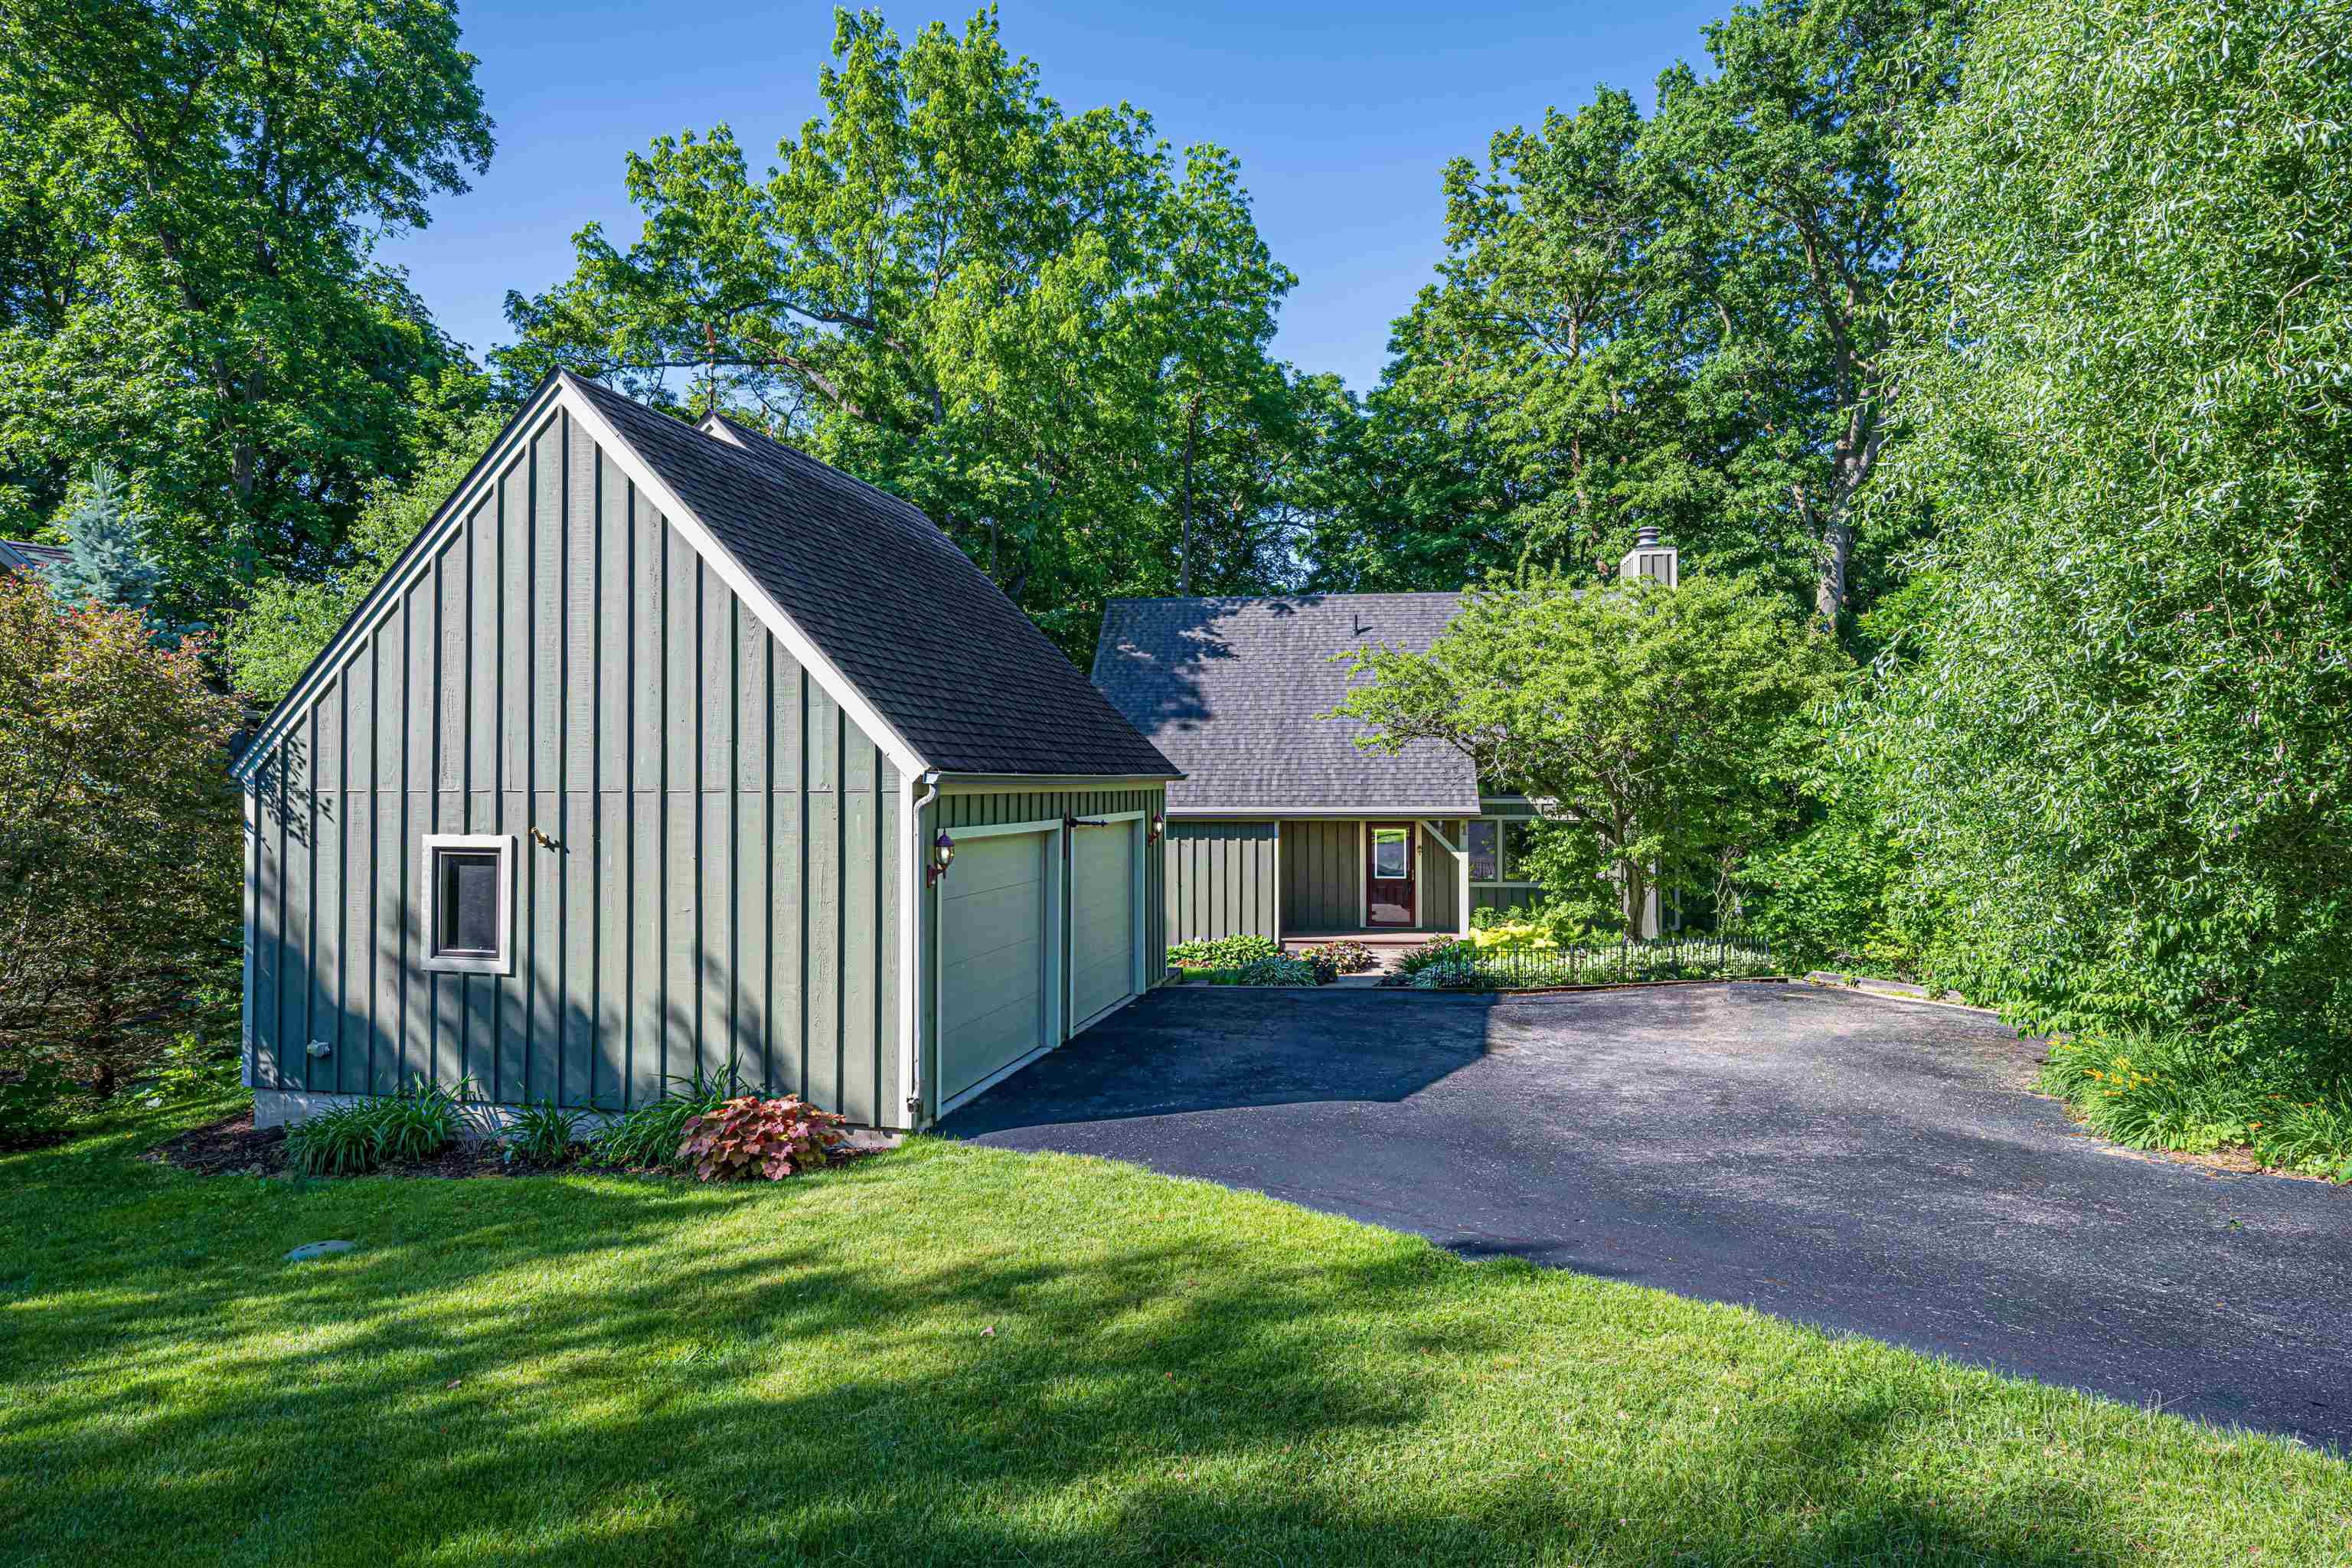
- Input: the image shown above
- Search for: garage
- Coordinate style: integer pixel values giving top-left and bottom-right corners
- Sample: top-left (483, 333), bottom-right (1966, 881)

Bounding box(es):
top-left (936, 828), bottom-right (1055, 1106)
top-left (1070, 816), bottom-right (1140, 1030)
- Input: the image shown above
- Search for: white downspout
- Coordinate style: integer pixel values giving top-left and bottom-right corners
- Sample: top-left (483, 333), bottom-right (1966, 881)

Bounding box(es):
top-left (900, 769), bottom-right (940, 1126)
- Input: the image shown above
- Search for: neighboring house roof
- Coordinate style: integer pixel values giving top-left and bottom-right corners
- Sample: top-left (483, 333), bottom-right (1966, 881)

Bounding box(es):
top-left (234, 371), bottom-right (1179, 783)
top-left (1093, 593), bottom-right (1480, 814)
top-left (0, 539), bottom-right (69, 576)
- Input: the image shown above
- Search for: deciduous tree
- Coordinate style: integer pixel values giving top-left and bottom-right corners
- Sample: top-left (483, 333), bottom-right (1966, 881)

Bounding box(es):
top-left (0, 573), bottom-right (241, 1098)
top-left (1333, 570), bottom-right (1839, 931)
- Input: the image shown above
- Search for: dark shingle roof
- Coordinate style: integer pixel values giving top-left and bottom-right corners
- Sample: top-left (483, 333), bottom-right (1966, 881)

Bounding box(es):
top-left (1091, 593), bottom-right (1479, 813)
top-left (0, 539), bottom-right (69, 575)
top-left (564, 374), bottom-right (1177, 779)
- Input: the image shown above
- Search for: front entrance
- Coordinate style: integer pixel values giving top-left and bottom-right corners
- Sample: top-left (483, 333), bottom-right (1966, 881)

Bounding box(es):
top-left (1364, 822), bottom-right (1416, 926)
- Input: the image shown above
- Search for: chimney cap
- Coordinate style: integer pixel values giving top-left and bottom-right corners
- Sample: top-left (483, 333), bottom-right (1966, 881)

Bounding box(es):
top-left (1634, 524), bottom-right (1661, 549)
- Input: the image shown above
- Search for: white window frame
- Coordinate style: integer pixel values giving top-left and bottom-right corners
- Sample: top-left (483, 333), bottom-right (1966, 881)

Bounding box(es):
top-left (420, 833), bottom-right (515, 976)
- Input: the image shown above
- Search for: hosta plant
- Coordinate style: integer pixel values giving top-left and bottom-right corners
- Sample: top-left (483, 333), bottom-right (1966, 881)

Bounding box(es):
top-left (678, 1094), bottom-right (848, 1181)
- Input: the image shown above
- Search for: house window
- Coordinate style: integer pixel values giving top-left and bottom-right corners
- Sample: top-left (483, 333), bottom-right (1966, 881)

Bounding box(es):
top-left (1370, 826), bottom-right (1413, 880)
top-left (1467, 821), bottom-right (1501, 880)
top-left (421, 835), bottom-right (514, 975)
top-left (1469, 817), bottom-right (1542, 886)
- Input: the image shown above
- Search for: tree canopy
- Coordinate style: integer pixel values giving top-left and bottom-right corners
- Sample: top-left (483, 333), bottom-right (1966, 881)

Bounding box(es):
top-left (0, 0), bottom-right (495, 625)
top-left (1333, 570), bottom-right (1841, 931)
top-left (1864, 0), bottom-right (2352, 1054)
top-left (501, 8), bottom-right (1316, 655)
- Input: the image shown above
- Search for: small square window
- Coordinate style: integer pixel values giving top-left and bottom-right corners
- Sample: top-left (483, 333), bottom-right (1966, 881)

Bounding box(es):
top-left (422, 835), bottom-right (512, 974)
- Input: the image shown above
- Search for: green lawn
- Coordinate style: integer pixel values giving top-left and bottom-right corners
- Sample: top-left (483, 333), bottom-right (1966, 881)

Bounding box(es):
top-left (3, 1097), bottom-right (2347, 1566)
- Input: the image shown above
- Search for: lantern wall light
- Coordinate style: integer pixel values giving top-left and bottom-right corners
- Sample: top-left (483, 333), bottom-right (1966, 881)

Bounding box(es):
top-left (1148, 813), bottom-right (1164, 844)
top-left (927, 830), bottom-right (956, 887)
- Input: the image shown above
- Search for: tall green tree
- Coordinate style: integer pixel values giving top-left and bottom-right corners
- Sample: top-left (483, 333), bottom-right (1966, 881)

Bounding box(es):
top-left (501, 8), bottom-right (1305, 653)
top-left (1334, 570), bottom-right (1840, 932)
top-left (225, 403), bottom-right (508, 702)
top-left (0, 0), bottom-right (496, 624)
top-left (1332, 0), bottom-right (1961, 624)
top-left (1868, 0), bottom-right (2352, 1052)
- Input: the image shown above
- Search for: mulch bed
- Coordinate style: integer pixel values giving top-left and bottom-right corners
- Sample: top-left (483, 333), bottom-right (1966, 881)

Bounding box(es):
top-left (145, 1110), bottom-right (882, 1182)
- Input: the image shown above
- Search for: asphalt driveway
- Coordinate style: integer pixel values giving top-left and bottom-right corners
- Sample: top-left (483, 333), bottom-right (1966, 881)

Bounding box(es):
top-left (939, 982), bottom-right (2352, 1449)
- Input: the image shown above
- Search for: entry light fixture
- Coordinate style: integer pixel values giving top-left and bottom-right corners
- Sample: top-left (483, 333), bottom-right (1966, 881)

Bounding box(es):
top-left (1148, 813), bottom-right (1164, 844)
top-left (928, 830), bottom-right (956, 887)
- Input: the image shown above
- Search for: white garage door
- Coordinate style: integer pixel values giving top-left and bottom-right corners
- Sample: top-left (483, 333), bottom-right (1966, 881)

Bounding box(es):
top-left (939, 830), bottom-right (1050, 1104)
top-left (1070, 820), bottom-right (1138, 1030)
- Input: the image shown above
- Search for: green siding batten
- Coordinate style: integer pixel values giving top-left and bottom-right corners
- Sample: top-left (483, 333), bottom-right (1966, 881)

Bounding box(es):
top-left (1165, 820), bottom-right (1279, 946)
top-left (243, 407), bottom-right (904, 1126)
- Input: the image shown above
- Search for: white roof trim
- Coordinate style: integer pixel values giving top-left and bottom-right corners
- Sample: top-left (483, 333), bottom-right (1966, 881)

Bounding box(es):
top-left (234, 374), bottom-right (929, 783)
top-left (1167, 805), bottom-right (1478, 819)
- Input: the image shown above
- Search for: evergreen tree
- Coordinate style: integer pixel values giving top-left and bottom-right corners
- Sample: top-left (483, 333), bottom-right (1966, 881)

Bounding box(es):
top-left (47, 465), bottom-right (162, 616)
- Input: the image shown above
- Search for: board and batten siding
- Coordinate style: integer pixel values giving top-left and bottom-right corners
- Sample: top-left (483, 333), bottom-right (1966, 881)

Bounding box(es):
top-left (914, 785), bottom-right (1168, 1123)
top-left (1163, 820), bottom-right (1279, 946)
top-left (1276, 818), bottom-right (1463, 934)
top-left (243, 407), bottom-right (903, 1125)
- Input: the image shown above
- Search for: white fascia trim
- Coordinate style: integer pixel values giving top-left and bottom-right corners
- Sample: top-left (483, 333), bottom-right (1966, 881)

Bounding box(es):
top-left (939, 773), bottom-right (1180, 795)
top-left (559, 375), bottom-right (926, 779)
top-left (230, 377), bottom-right (571, 782)
top-left (1167, 805), bottom-right (1479, 819)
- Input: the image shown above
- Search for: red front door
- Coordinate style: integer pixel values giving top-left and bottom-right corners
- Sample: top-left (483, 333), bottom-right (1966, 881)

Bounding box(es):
top-left (1365, 822), bottom-right (1416, 926)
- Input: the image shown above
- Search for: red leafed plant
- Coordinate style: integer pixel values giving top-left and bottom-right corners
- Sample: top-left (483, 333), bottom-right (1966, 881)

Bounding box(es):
top-left (676, 1095), bottom-right (848, 1181)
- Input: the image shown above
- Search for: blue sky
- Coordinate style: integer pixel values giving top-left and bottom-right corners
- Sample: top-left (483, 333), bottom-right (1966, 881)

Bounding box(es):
top-left (377, 1), bottom-right (1727, 394)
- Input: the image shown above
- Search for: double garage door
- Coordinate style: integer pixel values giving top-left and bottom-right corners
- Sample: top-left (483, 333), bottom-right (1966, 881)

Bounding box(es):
top-left (936, 819), bottom-right (1139, 1109)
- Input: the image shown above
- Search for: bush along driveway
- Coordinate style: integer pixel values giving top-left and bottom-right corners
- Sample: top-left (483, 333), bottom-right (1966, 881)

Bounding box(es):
top-left (2, 1091), bottom-right (2350, 1566)
top-left (943, 982), bottom-right (2352, 1451)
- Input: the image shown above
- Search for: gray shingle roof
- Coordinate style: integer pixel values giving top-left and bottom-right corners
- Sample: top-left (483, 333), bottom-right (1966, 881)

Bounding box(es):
top-left (1091, 593), bottom-right (1479, 813)
top-left (0, 539), bottom-right (69, 575)
top-left (565, 374), bottom-right (1177, 779)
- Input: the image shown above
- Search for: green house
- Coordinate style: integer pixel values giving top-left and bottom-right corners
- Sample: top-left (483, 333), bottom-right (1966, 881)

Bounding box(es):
top-left (230, 372), bottom-right (1179, 1132)
top-left (1090, 535), bottom-right (1678, 957)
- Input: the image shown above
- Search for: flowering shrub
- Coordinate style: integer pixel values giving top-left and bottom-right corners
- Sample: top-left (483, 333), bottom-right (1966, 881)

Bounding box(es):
top-left (1300, 948), bottom-right (1341, 984)
top-left (678, 1094), bottom-right (848, 1181)
top-left (1168, 933), bottom-right (1282, 969)
top-left (1317, 941), bottom-right (1380, 975)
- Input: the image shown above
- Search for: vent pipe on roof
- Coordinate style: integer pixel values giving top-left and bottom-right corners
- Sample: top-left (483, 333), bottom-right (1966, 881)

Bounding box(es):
top-left (1619, 526), bottom-right (1678, 590)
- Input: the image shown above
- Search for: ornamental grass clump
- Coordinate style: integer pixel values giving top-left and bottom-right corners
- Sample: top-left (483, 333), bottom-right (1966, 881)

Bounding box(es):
top-left (678, 1094), bottom-right (848, 1181)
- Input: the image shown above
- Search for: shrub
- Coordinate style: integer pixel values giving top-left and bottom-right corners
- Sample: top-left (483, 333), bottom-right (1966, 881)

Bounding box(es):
top-left (1299, 948), bottom-right (1341, 985)
top-left (0, 574), bottom-right (241, 1103)
top-left (373, 1076), bottom-right (470, 1163)
top-left (1318, 941), bottom-right (1379, 975)
top-left (1394, 936), bottom-right (1466, 976)
top-left (1167, 933), bottom-right (1281, 970)
top-left (678, 1094), bottom-right (848, 1181)
top-left (1410, 953), bottom-right (1491, 991)
top-left (0, 1063), bottom-right (80, 1148)
top-left (587, 1070), bottom-right (739, 1170)
top-left (2040, 1031), bottom-right (2352, 1184)
top-left (284, 1102), bottom-right (385, 1177)
top-left (504, 1100), bottom-right (585, 1168)
top-left (1228, 956), bottom-right (1319, 987)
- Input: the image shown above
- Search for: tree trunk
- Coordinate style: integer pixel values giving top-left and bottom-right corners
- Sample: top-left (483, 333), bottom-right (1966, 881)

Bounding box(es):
top-left (1815, 507), bottom-right (1854, 626)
